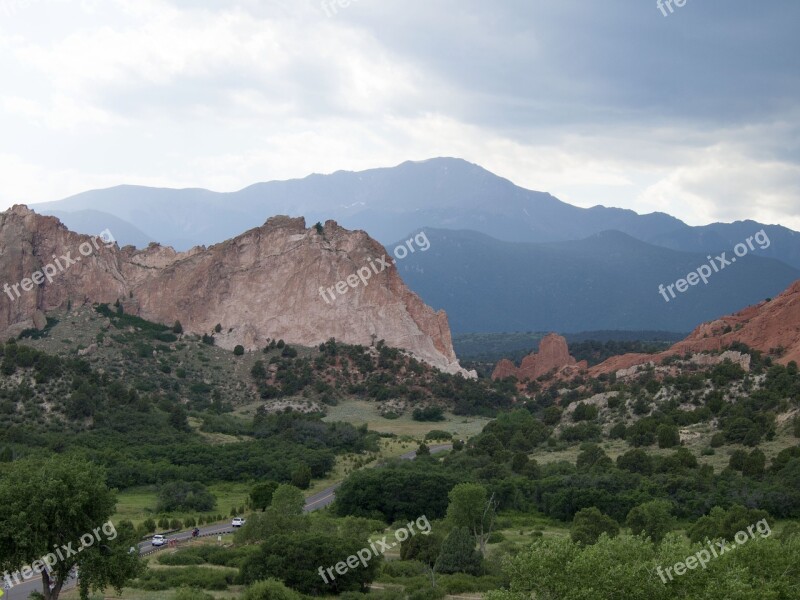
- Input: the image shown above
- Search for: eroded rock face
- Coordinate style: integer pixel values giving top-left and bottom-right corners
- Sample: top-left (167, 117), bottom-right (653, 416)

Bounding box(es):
top-left (591, 279), bottom-right (800, 376)
top-left (0, 206), bottom-right (470, 375)
top-left (492, 333), bottom-right (586, 381)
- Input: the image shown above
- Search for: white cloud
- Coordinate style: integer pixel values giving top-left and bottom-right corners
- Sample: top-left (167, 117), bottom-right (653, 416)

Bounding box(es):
top-left (0, 0), bottom-right (797, 236)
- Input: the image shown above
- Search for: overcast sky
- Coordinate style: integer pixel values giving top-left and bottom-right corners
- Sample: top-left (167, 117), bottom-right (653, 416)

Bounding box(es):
top-left (1, 0), bottom-right (798, 228)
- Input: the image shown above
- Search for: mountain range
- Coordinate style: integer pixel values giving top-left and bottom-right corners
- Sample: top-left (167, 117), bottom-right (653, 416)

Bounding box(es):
top-left (31, 157), bottom-right (800, 333)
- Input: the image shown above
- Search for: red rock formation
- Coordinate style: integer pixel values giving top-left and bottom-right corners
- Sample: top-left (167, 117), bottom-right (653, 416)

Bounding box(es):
top-left (0, 205), bottom-right (470, 375)
top-left (491, 333), bottom-right (587, 381)
top-left (590, 279), bottom-right (800, 377)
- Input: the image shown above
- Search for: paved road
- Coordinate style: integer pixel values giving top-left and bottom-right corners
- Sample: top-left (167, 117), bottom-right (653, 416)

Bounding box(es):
top-left (4, 443), bottom-right (452, 599)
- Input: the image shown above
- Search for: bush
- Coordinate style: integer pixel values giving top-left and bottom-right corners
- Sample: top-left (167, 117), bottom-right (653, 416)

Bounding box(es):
top-left (572, 403), bottom-right (598, 422)
top-left (437, 527), bottom-right (483, 575)
top-left (241, 579), bottom-right (302, 600)
top-left (157, 481), bottom-right (217, 513)
top-left (729, 449), bottom-right (748, 471)
top-left (172, 587), bottom-right (214, 600)
top-left (412, 406), bottom-right (445, 422)
top-left (570, 507), bottom-right (619, 545)
top-left (132, 567), bottom-right (237, 590)
top-left (424, 430), bottom-right (453, 441)
top-left (625, 500), bottom-right (675, 543)
top-left (142, 518), bottom-right (157, 533)
top-left (234, 345), bottom-right (245, 356)
top-left (657, 424), bottom-right (680, 449)
top-left (560, 423), bottom-right (602, 442)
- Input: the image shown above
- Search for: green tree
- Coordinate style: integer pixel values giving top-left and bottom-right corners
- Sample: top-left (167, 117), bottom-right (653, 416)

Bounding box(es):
top-left (729, 449), bottom-right (748, 471)
top-left (616, 449), bottom-right (654, 475)
top-left (234, 345), bottom-right (245, 356)
top-left (742, 448), bottom-right (766, 477)
top-left (625, 500), bottom-right (675, 543)
top-left (401, 530), bottom-right (444, 587)
top-left (172, 320), bottom-right (183, 334)
top-left (570, 507), bottom-right (619, 545)
top-left (576, 444), bottom-right (612, 470)
top-left (436, 526), bottom-right (483, 575)
top-left (168, 404), bottom-right (191, 432)
top-left (0, 455), bottom-right (143, 600)
top-left (250, 481), bottom-right (280, 512)
top-left (156, 481), bottom-right (216, 513)
top-left (657, 424), bottom-right (680, 449)
top-left (240, 531), bottom-right (379, 595)
top-left (446, 483), bottom-right (497, 555)
top-left (291, 465), bottom-right (312, 489)
top-left (271, 484), bottom-right (305, 516)
top-left (572, 403), bottom-right (598, 422)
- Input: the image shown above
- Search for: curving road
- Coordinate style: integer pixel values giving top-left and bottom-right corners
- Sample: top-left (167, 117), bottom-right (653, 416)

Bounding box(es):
top-left (4, 443), bottom-right (451, 600)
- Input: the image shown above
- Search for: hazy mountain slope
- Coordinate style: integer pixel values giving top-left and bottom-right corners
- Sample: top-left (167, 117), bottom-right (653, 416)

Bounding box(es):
top-left (33, 158), bottom-right (800, 271)
top-left (388, 229), bottom-right (800, 333)
top-left (46, 209), bottom-right (156, 249)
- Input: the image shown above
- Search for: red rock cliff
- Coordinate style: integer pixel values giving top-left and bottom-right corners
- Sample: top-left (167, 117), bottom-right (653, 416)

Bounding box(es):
top-left (0, 206), bottom-right (470, 375)
top-left (492, 333), bottom-right (586, 381)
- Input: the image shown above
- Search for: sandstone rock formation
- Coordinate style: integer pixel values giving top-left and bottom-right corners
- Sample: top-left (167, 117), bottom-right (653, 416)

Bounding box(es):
top-left (0, 205), bottom-right (470, 375)
top-left (590, 279), bottom-right (800, 377)
top-left (491, 333), bottom-right (587, 381)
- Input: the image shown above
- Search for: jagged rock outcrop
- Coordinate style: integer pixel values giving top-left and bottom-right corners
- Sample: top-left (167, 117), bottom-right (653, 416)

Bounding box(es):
top-left (590, 279), bottom-right (800, 377)
top-left (0, 205), bottom-right (470, 375)
top-left (492, 333), bottom-right (587, 381)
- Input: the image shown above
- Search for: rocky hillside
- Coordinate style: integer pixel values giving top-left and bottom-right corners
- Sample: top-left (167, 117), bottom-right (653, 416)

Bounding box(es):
top-left (0, 206), bottom-right (467, 375)
top-left (590, 279), bottom-right (800, 376)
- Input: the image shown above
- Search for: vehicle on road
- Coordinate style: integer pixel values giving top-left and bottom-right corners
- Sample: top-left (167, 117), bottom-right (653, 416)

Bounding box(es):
top-left (232, 517), bottom-right (246, 527)
top-left (151, 534), bottom-right (166, 546)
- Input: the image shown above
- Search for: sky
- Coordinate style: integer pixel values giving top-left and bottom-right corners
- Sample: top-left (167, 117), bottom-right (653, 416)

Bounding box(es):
top-left (0, 0), bottom-right (798, 229)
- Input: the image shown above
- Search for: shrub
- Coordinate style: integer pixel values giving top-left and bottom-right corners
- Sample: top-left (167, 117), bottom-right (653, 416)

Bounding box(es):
top-left (572, 403), bottom-right (598, 422)
top-left (172, 587), bottom-right (214, 600)
top-left (616, 449), bottom-right (653, 475)
top-left (241, 578), bottom-right (302, 600)
top-left (142, 518), bottom-right (157, 533)
top-left (412, 406), bottom-right (445, 422)
top-left (437, 527), bottom-right (483, 575)
top-left (570, 507), bottom-right (619, 545)
top-left (157, 481), bottom-right (217, 513)
top-left (424, 430), bottom-right (453, 441)
top-left (729, 449), bottom-right (748, 471)
top-left (626, 500), bottom-right (675, 543)
top-left (710, 432), bottom-right (725, 447)
top-left (132, 567), bottom-right (237, 590)
top-left (742, 448), bottom-right (766, 477)
top-left (657, 424), bottom-right (680, 449)
top-left (234, 345), bottom-right (245, 356)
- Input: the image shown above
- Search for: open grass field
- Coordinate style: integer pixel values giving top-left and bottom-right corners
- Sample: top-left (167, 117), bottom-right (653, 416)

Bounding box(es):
top-left (322, 399), bottom-right (492, 438)
top-left (113, 483), bottom-right (252, 527)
